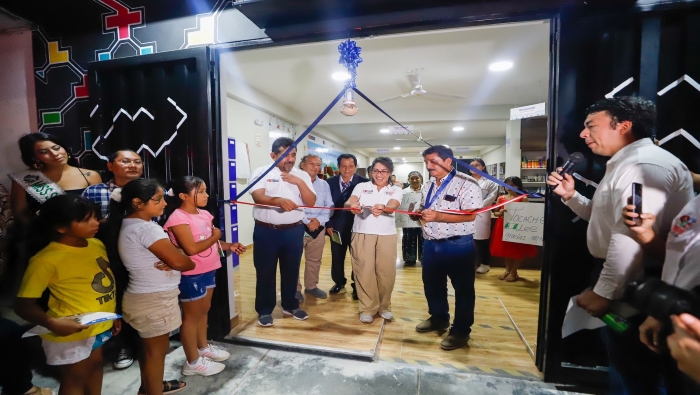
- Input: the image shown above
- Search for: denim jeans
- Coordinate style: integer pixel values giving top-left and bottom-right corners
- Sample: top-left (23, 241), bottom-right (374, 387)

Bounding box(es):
top-left (421, 235), bottom-right (476, 335)
top-left (253, 224), bottom-right (304, 315)
top-left (601, 323), bottom-right (663, 395)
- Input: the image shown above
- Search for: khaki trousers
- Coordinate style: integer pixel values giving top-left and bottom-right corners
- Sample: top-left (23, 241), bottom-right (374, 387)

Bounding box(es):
top-left (297, 230), bottom-right (326, 291)
top-left (350, 233), bottom-right (397, 315)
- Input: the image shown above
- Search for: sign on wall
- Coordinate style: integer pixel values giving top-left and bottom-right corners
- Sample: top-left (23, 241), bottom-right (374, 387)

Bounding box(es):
top-left (502, 202), bottom-right (544, 246)
top-left (509, 102), bottom-right (546, 120)
top-left (308, 140), bottom-right (342, 170)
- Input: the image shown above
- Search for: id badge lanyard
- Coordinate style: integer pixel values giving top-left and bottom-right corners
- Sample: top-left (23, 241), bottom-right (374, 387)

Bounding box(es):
top-left (425, 169), bottom-right (456, 209)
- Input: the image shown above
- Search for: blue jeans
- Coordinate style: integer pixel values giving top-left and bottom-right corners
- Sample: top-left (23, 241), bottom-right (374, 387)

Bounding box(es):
top-left (421, 235), bottom-right (476, 335)
top-left (601, 324), bottom-right (663, 395)
top-left (253, 224), bottom-right (304, 315)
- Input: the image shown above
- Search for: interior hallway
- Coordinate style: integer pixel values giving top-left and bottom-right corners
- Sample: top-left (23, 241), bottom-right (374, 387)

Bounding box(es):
top-left (230, 230), bottom-right (542, 378)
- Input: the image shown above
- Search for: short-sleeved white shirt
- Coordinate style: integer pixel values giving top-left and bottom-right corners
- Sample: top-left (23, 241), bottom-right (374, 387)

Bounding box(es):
top-left (118, 218), bottom-right (178, 294)
top-left (249, 165), bottom-right (315, 225)
top-left (662, 195), bottom-right (700, 291)
top-left (350, 181), bottom-right (403, 235)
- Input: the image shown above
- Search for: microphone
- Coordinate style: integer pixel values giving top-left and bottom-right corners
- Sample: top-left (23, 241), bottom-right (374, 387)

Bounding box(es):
top-left (549, 152), bottom-right (584, 190)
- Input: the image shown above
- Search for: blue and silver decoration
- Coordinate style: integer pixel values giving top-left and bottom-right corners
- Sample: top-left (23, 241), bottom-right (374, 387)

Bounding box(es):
top-left (338, 39), bottom-right (363, 116)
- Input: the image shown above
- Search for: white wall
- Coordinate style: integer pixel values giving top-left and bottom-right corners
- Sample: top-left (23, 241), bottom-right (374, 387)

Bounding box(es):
top-left (393, 162), bottom-right (424, 185)
top-left (480, 146), bottom-right (506, 167)
top-left (505, 120), bottom-right (522, 178)
top-left (0, 30), bottom-right (37, 189)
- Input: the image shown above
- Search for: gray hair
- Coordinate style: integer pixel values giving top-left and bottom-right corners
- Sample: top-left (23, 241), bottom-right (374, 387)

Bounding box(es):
top-left (407, 171), bottom-right (423, 183)
top-left (299, 154), bottom-right (321, 169)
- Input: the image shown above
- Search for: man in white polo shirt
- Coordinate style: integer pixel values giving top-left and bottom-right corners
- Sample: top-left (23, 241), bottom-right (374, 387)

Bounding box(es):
top-left (249, 137), bottom-right (316, 327)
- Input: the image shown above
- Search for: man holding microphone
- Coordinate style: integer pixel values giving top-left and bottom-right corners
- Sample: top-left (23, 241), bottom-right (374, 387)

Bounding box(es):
top-left (548, 97), bottom-right (693, 394)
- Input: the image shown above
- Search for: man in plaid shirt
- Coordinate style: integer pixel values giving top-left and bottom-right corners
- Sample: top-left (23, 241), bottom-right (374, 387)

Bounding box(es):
top-left (82, 149), bottom-right (143, 370)
top-left (83, 150), bottom-right (144, 219)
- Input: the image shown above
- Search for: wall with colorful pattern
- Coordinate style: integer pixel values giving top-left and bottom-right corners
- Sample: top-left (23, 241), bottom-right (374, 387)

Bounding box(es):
top-left (31, 0), bottom-right (266, 169)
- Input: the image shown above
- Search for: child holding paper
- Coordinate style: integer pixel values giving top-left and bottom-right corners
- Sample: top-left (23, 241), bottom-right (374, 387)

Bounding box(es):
top-left (15, 194), bottom-right (119, 395)
top-left (163, 176), bottom-right (245, 376)
top-left (490, 177), bottom-right (537, 282)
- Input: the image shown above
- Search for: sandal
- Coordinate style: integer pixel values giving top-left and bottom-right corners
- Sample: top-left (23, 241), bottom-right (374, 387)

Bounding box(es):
top-left (497, 271), bottom-right (510, 280)
top-left (504, 272), bottom-right (520, 282)
top-left (23, 386), bottom-right (53, 395)
top-left (137, 380), bottom-right (186, 395)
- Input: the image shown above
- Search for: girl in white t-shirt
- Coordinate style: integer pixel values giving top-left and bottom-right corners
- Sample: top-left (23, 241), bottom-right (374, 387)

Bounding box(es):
top-left (107, 179), bottom-right (195, 395)
top-left (164, 176), bottom-right (245, 377)
top-left (346, 157), bottom-right (403, 324)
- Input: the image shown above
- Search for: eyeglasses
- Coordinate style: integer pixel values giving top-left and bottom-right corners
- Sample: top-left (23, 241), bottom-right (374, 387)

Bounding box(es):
top-left (118, 159), bottom-right (143, 165)
top-left (372, 170), bottom-right (390, 175)
top-left (150, 197), bottom-right (163, 204)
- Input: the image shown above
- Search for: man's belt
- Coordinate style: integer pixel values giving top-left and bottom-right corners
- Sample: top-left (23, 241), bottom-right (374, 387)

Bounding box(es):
top-left (254, 220), bottom-right (303, 230)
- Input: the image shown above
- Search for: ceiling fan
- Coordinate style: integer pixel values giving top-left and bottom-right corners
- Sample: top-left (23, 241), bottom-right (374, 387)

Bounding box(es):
top-left (394, 129), bottom-right (434, 142)
top-left (379, 68), bottom-right (468, 102)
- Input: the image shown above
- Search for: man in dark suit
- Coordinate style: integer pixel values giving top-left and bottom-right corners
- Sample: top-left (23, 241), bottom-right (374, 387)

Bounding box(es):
top-left (325, 153), bottom-right (369, 299)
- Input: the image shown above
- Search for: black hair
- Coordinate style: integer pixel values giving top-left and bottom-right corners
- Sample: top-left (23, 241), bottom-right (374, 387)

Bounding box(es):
top-left (108, 149), bottom-right (140, 163)
top-left (105, 178), bottom-right (164, 312)
top-left (422, 145), bottom-right (454, 161)
top-left (337, 153), bottom-right (358, 167)
top-left (165, 175), bottom-right (205, 216)
top-left (271, 137), bottom-right (295, 154)
top-left (369, 157), bottom-right (394, 185)
top-left (504, 176), bottom-right (524, 191)
top-left (27, 195), bottom-right (101, 257)
top-left (19, 132), bottom-right (78, 168)
top-left (585, 97), bottom-right (657, 139)
top-left (299, 154), bottom-right (320, 169)
top-left (469, 158), bottom-right (488, 175)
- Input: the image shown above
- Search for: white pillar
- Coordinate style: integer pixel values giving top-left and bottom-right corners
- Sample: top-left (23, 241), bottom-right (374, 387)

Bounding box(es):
top-left (505, 120), bottom-right (522, 179)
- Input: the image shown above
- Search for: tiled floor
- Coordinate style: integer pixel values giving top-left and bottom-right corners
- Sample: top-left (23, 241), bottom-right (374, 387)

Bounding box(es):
top-left (21, 341), bottom-right (581, 395)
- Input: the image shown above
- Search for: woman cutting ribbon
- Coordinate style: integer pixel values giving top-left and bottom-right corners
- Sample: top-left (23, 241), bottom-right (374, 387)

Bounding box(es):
top-left (346, 157), bottom-right (403, 324)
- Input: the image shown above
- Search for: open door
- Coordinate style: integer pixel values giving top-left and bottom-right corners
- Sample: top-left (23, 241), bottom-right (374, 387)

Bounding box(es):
top-left (87, 47), bottom-right (231, 339)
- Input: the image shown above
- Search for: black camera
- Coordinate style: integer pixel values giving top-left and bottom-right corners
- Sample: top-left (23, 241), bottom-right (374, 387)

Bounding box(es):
top-left (624, 277), bottom-right (700, 321)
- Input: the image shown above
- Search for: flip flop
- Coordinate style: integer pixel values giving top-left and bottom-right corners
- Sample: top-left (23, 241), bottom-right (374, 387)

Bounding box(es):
top-left (137, 380), bottom-right (186, 395)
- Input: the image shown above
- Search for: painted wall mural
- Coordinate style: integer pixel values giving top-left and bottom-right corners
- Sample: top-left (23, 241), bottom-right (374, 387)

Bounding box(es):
top-left (30, 0), bottom-right (265, 168)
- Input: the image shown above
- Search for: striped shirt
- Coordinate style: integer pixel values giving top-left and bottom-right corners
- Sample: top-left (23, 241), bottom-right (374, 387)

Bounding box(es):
top-left (420, 170), bottom-right (482, 240)
top-left (302, 177), bottom-right (334, 226)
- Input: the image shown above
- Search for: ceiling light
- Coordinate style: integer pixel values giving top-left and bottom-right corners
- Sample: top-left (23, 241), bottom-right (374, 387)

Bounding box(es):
top-left (380, 129), bottom-right (390, 134)
top-left (452, 126), bottom-right (464, 132)
top-left (393, 146), bottom-right (401, 150)
top-left (332, 71), bottom-right (350, 81)
top-left (488, 61), bottom-right (513, 72)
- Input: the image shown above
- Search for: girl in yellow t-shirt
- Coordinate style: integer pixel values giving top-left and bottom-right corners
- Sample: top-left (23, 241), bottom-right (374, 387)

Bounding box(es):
top-left (15, 194), bottom-right (119, 395)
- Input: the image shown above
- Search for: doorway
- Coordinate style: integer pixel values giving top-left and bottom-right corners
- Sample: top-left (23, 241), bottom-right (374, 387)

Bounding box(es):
top-left (217, 20), bottom-right (551, 378)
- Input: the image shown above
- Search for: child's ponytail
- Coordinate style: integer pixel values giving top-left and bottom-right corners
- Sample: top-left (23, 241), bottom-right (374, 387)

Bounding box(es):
top-left (104, 179), bottom-right (163, 312)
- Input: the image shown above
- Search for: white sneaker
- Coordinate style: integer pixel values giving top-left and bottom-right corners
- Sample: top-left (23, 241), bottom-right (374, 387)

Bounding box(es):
top-left (198, 343), bottom-right (230, 362)
top-left (379, 311), bottom-right (394, 320)
top-left (360, 314), bottom-right (374, 323)
top-left (476, 264), bottom-right (491, 274)
top-left (182, 357), bottom-right (225, 376)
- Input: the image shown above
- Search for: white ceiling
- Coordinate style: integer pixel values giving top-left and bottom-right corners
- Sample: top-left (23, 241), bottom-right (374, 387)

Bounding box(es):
top-left (221, 20), bottom-right (550, 156)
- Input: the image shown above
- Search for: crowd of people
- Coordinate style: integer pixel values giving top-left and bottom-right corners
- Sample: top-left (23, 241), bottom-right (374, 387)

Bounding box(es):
top-left (5, 96), bottom-right (700, 394)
